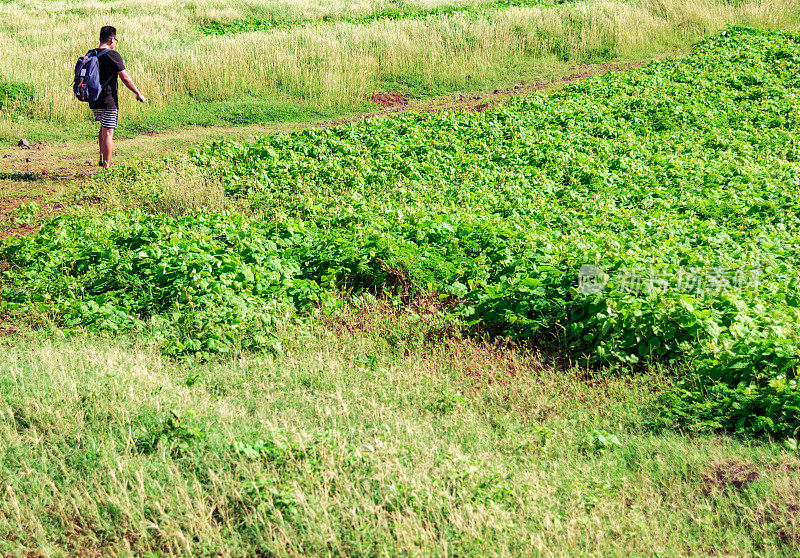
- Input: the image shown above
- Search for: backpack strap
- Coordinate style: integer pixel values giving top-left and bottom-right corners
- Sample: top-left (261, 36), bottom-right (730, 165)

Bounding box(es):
top-left (84, 48), bottom-right (111, 59)
top-left (100, 74), bottom-right (116, 91)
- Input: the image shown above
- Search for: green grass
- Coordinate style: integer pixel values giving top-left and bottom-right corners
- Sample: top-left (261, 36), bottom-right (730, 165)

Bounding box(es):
top-left (0, 308), bottom-right (798, 555)
top-left (0, 79), bottom-right (34, 115)
top-left (123, 96), bottom-right (355, 136)
top-left (2, 9), bottom-right (800, 555)
top-left (4, 96), bottom-right (364, 144)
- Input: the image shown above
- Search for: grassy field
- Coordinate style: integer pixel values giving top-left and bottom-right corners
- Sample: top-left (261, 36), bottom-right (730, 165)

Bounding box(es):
top-left (2, 312), bottom-right (799, 555)
top-left (1, 0), bottom-right (800, 554)
top-left (1, 0), bottom-right (799, 141)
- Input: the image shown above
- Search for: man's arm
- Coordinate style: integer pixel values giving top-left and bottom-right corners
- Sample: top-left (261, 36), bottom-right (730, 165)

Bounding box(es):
top-left (118, 69), bottom-right (146, 103)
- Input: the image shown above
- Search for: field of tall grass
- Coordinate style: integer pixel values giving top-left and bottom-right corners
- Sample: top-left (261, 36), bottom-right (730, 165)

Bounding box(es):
top-left (1, 312), bottom-right (798, 555)
top-left (1, 0), bottom-right (798, 138)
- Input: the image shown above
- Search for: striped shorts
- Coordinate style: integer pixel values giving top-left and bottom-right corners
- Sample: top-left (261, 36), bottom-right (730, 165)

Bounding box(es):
top-left (92, 108), bottom-right (118, 129)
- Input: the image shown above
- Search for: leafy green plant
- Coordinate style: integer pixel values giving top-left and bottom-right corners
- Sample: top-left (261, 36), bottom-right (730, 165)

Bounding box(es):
top-left (579, 430), bottom-right (622, 453)
top-left (134, 410), bottom-right (205, 456)
top-left (430, 389), bottom-right (466, 414)
top-left (243, 476), bottom-right (300, 519)
top-left (784, 430), bottom-right (800, 454)
top-left (12, 202), bottom-right (40, 225)
top-left (184, 373), bottom-right (201, 387)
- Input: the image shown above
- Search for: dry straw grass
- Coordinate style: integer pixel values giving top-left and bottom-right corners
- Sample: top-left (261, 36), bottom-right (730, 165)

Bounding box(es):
top-left (91, 158), bottom-right (229, 214)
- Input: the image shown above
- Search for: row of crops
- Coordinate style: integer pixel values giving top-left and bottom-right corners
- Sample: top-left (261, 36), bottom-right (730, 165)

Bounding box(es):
top-left (2, 27), bottom-right (799, 436)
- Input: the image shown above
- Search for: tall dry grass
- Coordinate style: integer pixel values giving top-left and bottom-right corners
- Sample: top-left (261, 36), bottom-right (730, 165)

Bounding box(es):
top-left (1, 0), bottom-right (798, 126)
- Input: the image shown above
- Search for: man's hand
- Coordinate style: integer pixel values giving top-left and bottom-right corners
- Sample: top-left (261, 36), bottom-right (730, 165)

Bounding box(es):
top-left (119, 70), bottom-right (146, 103)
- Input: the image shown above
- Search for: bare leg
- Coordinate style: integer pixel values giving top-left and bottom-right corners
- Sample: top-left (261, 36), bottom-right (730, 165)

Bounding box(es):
top-left (98, 128), bottom-right (104, 166)
top-left (99, 126), bottom-right (114, 169)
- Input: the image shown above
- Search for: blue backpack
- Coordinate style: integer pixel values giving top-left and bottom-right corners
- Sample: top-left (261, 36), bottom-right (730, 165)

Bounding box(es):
top-left (73, 49), bottom-right (113, 102)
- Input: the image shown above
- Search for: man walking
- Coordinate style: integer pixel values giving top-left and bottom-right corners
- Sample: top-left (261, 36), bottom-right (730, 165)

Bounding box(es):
top-left (89, 26), bottom-right (146, 169)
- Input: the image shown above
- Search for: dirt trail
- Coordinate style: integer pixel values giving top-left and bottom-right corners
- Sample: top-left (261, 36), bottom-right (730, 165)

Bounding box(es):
top-left (0, 60), bottom-right (645, 237)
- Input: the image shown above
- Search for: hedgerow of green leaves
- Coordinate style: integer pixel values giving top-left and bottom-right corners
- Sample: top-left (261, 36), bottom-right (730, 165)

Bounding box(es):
top-left (3, 27), bottom-right (800, 436)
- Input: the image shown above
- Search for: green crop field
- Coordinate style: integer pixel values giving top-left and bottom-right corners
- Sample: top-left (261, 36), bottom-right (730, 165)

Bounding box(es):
top-left (1, 0), bottom-right (800, 554)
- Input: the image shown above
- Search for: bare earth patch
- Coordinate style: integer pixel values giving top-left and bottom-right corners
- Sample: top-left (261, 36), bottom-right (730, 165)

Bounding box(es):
top-left (698, 458), bottom-right (800, 548)
top-left (367, 91), bottom-right (409, 108)
top-left (702, 459), bottom-right (763, 494)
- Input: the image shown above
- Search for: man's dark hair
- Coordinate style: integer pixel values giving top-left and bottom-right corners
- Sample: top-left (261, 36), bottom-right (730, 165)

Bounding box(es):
top-left (99, 26), bottom-right (117, 44)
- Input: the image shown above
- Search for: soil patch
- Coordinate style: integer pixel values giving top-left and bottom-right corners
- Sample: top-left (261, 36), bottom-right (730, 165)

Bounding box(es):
top-left (0, 222), bottom-right (39, 239)
top-left (700, 457), bottom-right (800, 548)
top-left (367, 91), bottom-right (409, 108)
top-left (702, 459), bottom-right (763, 494)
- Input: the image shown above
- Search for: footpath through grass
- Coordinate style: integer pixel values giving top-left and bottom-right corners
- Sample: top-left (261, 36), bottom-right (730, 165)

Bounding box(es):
top-left (1, 314), bottom-right (799, 555)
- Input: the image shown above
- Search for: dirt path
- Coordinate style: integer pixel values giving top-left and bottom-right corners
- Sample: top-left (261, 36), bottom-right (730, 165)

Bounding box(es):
top-left (0, 60), bottom-right (645, 237)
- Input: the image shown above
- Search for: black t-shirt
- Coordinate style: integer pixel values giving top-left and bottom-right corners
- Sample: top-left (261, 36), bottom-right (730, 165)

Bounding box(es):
top-left (88, 49), bottom-right (125, 110)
